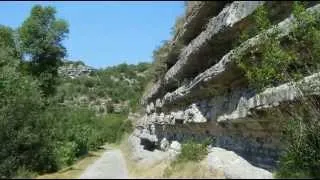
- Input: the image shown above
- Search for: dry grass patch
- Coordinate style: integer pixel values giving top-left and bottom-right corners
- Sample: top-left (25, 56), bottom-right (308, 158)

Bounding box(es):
top-left (119, 134), bottom-right (224, 179)
top-left (163, 160), bottom-right (225, 179)
top-left (127, 160), bottom-right (170, 178)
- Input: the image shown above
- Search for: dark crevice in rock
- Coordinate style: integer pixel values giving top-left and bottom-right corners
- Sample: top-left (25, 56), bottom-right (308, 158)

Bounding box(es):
top-left (140, 138), bottom-right (156, 151)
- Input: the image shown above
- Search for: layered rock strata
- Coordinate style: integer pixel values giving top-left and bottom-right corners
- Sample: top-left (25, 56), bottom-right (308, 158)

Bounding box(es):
top-left (134, 1), bottom-right (320, 172)
top-left (142, 1), bottom-right (311, 104)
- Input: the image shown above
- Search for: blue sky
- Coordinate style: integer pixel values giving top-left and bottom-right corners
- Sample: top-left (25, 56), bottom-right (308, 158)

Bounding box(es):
top-left (0, 1), bottom-right (184, 68)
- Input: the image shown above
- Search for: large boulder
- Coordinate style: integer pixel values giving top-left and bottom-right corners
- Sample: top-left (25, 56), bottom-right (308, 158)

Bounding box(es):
top-left (207, 147), bottom-right (273, 179)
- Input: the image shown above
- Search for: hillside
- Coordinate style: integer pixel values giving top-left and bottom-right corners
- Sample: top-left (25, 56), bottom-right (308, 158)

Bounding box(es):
top-left (57, 60), bottom-right (151, 114)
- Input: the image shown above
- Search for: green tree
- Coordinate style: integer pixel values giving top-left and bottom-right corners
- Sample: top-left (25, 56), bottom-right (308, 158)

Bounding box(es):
top-left (18, 5), bottom-right (69, 96)
top-left (0, 25), bottom-right (21, 62)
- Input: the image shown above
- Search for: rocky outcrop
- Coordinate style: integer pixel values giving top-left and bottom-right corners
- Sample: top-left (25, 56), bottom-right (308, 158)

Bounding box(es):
top-left (141, 72), bottom-right (320, 169)
top-left (143, 1), bottom-right (304, 104)
top-left (143, 1), bottom-right (263, 103)
top-left (217, 72), bottom-right (320, 122)
top-left (134, 0), bottom-right (320, 176)
top-left (58, 62), bottom-right (95, 78)
top-left (167, 1), bottom-right (230, 67)
top-left (165, 0), bottom-right (263, 86)
top-left (161, 3), bottom-right (320, 109)
top-left (175, 1), bottom-right (230, 46)
top-left (207, 147), bottom-right (273, 179)
top-left (150, 70), bottom-right (320, 126)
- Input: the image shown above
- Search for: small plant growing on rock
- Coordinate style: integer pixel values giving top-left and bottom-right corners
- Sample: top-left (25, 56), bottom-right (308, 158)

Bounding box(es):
top-left (176, 140), bottom-right (208, 163)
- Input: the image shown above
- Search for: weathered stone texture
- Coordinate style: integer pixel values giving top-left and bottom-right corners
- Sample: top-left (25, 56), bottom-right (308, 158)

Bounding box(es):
top-left (134, 1), bottom-right (320, 175)
top-left (161, 3), bottom-right (320, 109)
top-left (142, 1), bottom-right (265, 104)
top-left (207, 147), bottom-right (273, 179)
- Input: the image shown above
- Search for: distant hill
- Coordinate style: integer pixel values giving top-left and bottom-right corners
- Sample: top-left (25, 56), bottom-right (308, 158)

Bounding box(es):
top-left (56, 61), bottom-right (152, 115)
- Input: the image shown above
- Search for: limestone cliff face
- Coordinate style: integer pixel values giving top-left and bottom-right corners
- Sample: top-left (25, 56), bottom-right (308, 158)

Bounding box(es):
top-left (134, 1), bottom-right (320, 171)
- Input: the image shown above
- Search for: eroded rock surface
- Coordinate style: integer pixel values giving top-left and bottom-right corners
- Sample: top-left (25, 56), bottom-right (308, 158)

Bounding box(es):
top-left (207, 147), bottom-right (273, 179)
top-left (131, 1), bottom-right (320, 177)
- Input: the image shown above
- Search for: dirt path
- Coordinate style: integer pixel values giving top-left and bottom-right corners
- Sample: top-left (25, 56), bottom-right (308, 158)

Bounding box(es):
top-left (79, 149), bottom-right (129, 179)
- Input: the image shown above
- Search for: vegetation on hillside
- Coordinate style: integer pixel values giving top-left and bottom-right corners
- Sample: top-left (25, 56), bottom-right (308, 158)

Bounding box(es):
top-left (57, 61), bottom-right (151, 113)
top-left (0, 5), bottom-right (139, 178)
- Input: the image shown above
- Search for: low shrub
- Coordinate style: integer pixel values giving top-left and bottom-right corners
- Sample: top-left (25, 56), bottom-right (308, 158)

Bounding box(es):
top-left (175, 138), bottom-right (210, 163)
top-left (276, 99), bottom-right (320, 178)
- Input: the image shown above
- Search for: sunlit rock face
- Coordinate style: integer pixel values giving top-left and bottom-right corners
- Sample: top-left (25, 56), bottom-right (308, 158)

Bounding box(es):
top-left (134, 1), bottom-right (320, 172)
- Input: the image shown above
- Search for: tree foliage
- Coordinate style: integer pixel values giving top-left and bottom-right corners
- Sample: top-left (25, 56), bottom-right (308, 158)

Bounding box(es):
top-left (0, 5), bottom-right (136, 178)
top-left (18, 5), bottom-right (69, 96)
